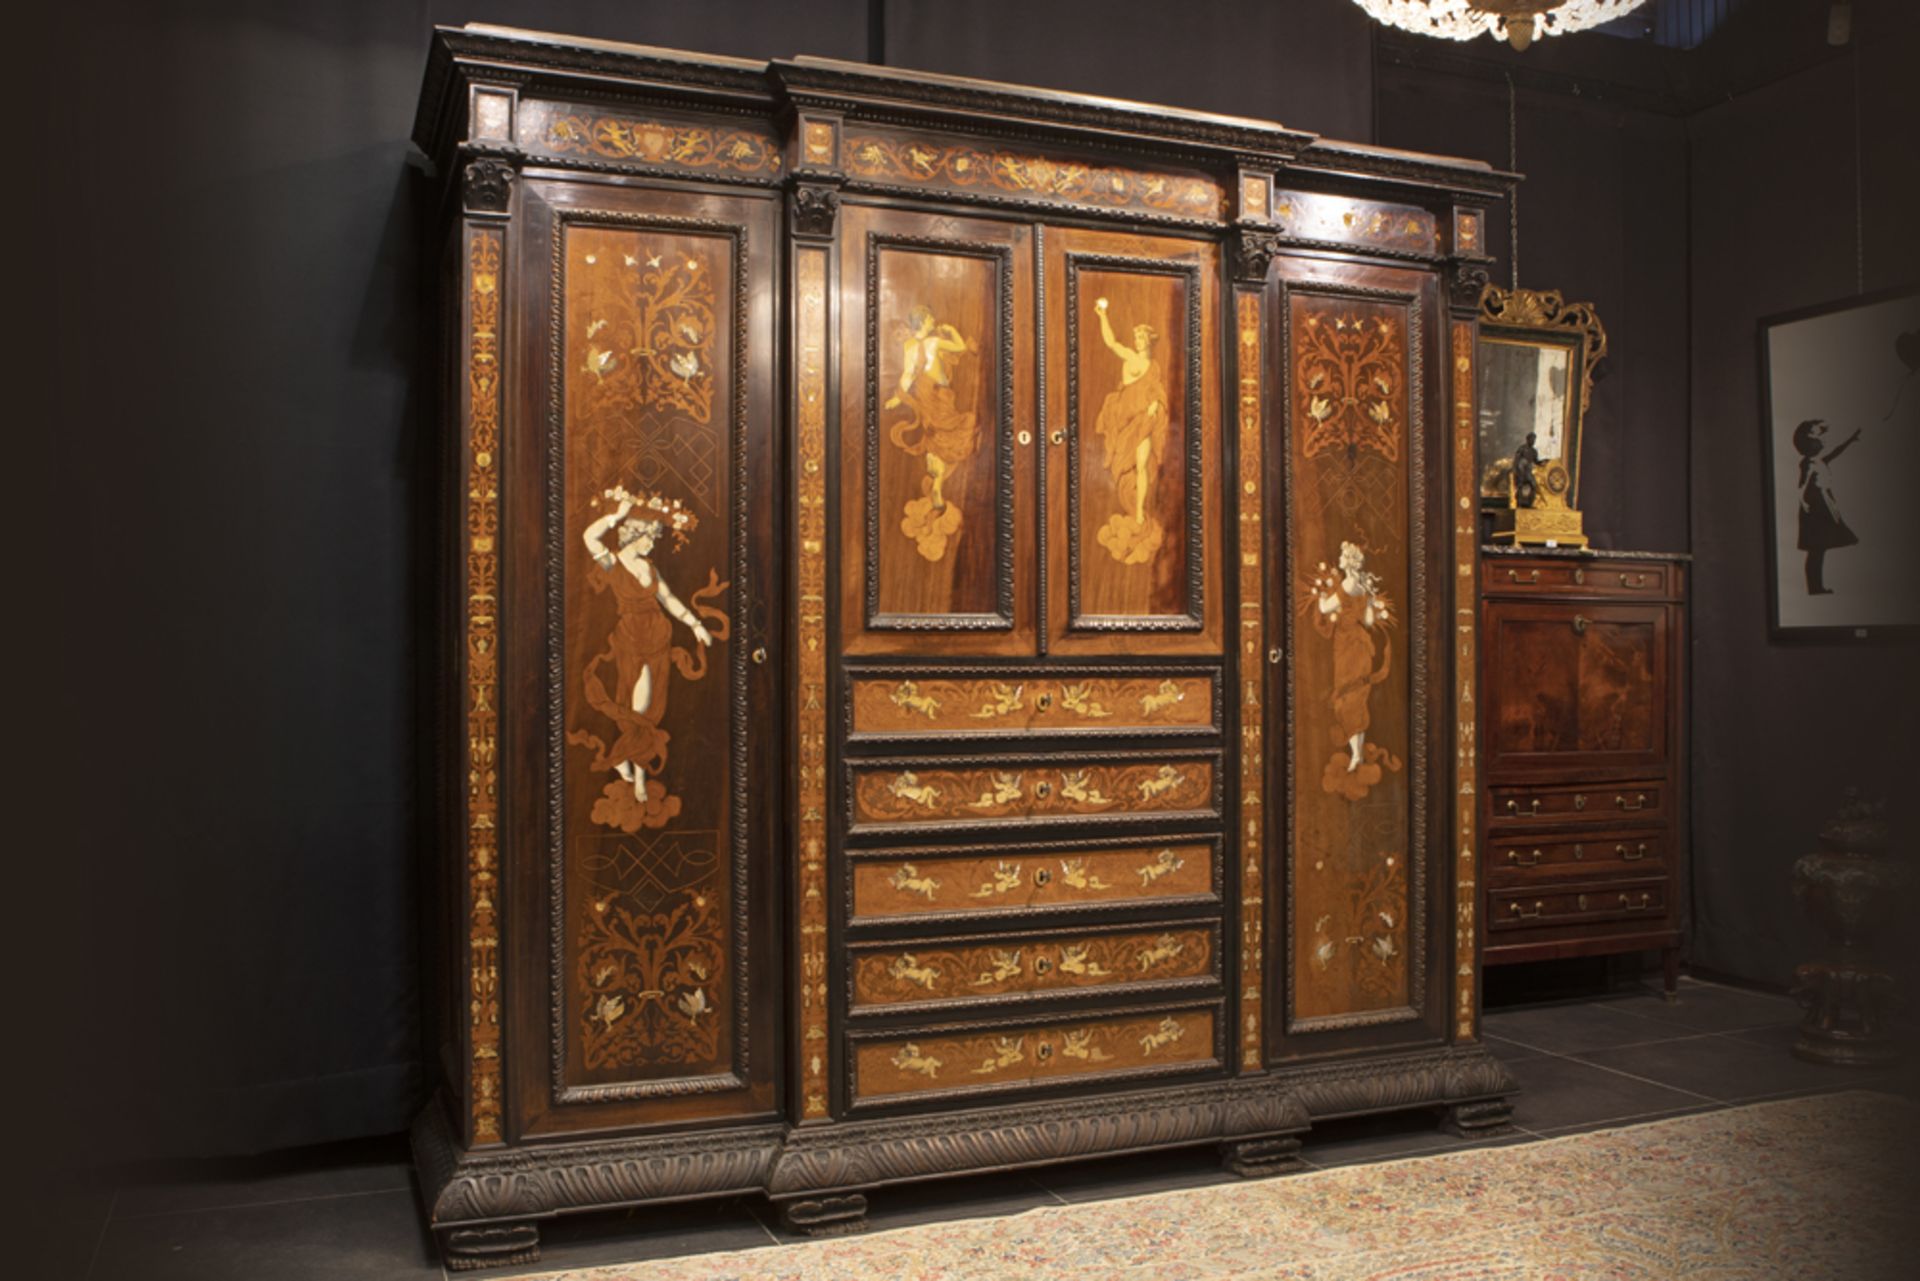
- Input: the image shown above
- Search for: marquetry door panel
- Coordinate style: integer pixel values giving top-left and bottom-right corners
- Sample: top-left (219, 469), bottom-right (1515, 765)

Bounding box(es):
top-left (1481, 601), bottom-right (1669, 777)
top-left (508, 180), bottom-right (783, 1136)
top-left (1265, 258), bottom-right (1447, 1057)
top-left (1042, 226), bottom-right (1222, 655)
top-left (838, 204), bottom-right (1038, 656)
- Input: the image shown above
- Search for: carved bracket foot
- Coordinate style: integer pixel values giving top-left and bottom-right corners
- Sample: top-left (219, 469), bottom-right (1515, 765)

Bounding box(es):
top-left (777, 1193), bottom-right (869, 1237)
top-left (438, 1221), bottom-right (541, 1272)
top-left (1221, 1134), bottom-right (1307, 1178)
top-left (1440, 1097), bottom-right (1515, 1138)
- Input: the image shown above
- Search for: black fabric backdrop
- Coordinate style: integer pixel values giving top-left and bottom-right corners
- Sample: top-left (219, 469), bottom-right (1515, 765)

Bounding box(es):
top-left (38, 0), bottom-right (1913, 1161)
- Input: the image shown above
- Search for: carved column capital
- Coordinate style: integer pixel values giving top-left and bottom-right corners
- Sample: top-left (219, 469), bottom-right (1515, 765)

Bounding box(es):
top-left (1232, 227), bottom-right (1280, 285)
top-left (788, 181), bottom-right (841, 239)
top-left (1445, 259), bottom-right (1492, 313)
top-left (462, 155), bottom-right (518, 217)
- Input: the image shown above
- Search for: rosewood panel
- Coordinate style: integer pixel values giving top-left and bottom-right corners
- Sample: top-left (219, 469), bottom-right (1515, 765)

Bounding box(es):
top-left (1481, 602), bottom-right (1669, 775)
top-left (850, 1006), bottom-right (1220, 1105)
top-left (839, 206), bottom-right (1037, 655)
top-left (509, 180), bottom-right (782, 1138)
top-left (1282, 285), bottom-right (1421, 1028)
top-left (847, 669), bottom-right (1217, 739)
top-left (1043, 227), bottom-right (1222, 654)
top-left (848, 754), bottom-right (1219, 833)
top-left (849, 923), bottom-right (1218, 1011)
top-left (850, 839), bottom-right (1217, 922)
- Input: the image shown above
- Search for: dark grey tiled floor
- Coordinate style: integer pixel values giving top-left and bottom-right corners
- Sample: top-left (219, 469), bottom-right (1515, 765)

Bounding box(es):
top-left (48, 976), bottom-right (1908, 1280)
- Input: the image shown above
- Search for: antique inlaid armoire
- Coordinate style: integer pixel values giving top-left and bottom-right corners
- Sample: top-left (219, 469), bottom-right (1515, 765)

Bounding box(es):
top-left (412, 25), bottom-right (1517, 1270)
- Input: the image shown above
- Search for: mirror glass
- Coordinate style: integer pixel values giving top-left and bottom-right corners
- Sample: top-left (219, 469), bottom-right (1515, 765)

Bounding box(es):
top-left (1477, 336), bottom-right (1576, 501)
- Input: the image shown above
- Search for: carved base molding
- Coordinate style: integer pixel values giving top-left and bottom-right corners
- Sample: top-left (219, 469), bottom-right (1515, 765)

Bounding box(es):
top-left (414, 1044), bottom-right (1514, 1267)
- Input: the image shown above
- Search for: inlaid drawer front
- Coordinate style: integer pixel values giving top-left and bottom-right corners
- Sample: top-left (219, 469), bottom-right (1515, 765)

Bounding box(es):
top-left (1489, 782), bottom-right (1665, 827)
top-left (850, 756), bottom-right (1219, 830)
top-left (1487, 833), bottom-right (1666, 885)
top-left (852, 1007), bottom-right (1218, 1102)
top-left (851, 925), bottom-right (1217, 1011)
top-left (1489, 879), bottom-right (1668, 932)
top-left (1486, 558), bottom-right (1675, 600)
top-left (849, 671), bottom-right (1219, 739)
top-left (852, 841), bottom-right (1216, 921)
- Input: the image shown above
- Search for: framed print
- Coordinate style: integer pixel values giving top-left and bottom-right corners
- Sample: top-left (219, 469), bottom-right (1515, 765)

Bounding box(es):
top-left (1759, 286), bottom-right (1920, 639)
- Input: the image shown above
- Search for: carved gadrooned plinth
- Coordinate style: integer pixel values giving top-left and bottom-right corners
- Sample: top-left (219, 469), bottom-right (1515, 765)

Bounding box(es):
top-left (777, 1193), bottom-right (869, 1236)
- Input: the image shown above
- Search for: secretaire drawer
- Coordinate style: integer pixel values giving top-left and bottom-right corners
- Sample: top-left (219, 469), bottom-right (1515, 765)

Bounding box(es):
top-left (848, 1004), bottom-right (1220, 1106)
top-left (848, 668), bottom-right (1219, 740)
top-left (848, 753), bottom-right (1220, 833)
top-left (851, 838), bottom-right (1218, 922)
top-left (1486, 832), bottom-right (1667, 886)
top-left (1486, 557), bottom-right (1676, 600)
top-left (849, 922), bottom-right (1219, 1012)
top-left (1488, 879), bottom-right (1669, 932)
top-left (1489, 781), bottom-right (1666, 827)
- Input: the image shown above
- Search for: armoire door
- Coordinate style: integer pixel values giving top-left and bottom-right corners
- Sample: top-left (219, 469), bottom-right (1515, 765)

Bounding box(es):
top-left (1481, 600), bottom-right (1670, 778)
top-left (1041, 225), bottom-right (1223, 656)
top-left (837, 204), bottom-right (1038, 657)
top-left (506, 178), bottom-right (784, 1137)
top-left (1264, 256), bottom-right (1449, 1060)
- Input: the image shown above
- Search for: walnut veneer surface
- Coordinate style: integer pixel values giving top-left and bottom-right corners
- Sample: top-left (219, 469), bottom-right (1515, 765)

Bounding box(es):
top-left (412, 24), bottom-right (1517, 1270)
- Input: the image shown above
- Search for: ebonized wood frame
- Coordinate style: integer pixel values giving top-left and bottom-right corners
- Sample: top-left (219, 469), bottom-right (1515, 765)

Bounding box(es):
top-left (542, 207), bottom-right (757, 1106)
top-left (863, 233), bottom-right (1018, 632)
top-left (1063, 251), bottom-right (1207, 633)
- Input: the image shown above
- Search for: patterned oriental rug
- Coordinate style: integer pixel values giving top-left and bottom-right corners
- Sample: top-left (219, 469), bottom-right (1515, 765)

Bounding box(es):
top-left (531, 1092), bottom-right (1912, 1280)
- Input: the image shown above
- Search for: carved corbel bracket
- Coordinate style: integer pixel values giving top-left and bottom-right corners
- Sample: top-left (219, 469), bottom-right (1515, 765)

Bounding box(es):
top-left (1232, 227), bottom-right (1280, 285)
top-left (462, 150), bottom-right (521, 217)
top-left (1444, 259), bottom-right (1492, 313)
top-left (789, 180), bottom-right (842, 239)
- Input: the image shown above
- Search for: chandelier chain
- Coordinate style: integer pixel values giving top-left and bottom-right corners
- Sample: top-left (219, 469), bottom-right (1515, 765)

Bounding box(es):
top-left (1507, 72), bottom-right (1519, 289)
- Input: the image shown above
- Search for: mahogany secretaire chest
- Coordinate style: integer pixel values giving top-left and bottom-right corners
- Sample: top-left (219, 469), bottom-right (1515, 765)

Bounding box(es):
top-left (412, 24), bottom-right (1517, 1269)
top-left (1478, 548), bottom-right (1688, 991)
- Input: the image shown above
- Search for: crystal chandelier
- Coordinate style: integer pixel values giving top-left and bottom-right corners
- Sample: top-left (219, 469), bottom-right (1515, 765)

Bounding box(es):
top-left (1352, 1), bottom-right (1651, 51)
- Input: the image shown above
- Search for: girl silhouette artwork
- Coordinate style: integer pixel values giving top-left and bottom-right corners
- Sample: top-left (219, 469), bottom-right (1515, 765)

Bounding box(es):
top-left (1792, 418), bottom-right (1862, 596)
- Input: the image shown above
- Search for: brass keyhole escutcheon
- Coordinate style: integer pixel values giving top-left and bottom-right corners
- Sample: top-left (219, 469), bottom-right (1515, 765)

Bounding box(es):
top-left (1268, 646), bottom-right (1282, 665)
top-left (1033, 867), bottom-right (1052, 887)
top-left (1036, 692), bottom-right (1054, 711)
top-left (1573, 793), bottom-right (1587, 811)
top-left (751, 646), bottom-right (768, 665)
top-left (1049, 430), bottom-right (1065, 446)
top-left (1573, 568), bottom-right (1586, 586)
top-left (1037, 1041), bottom-right (1054, 1061)
top-left (1573, 844), bottom-right (1584, 859)
top-left (1034, 956), bottom-right (1052, 976)
top-left (1578, 894), bottom-right (1588, 910)
top-left (1034, 780), bottom-right (1053, 800)
top-left (1572, 614), bottom-right (1590, 635)
top-left (1017, 429), bottom-right (1033, 447)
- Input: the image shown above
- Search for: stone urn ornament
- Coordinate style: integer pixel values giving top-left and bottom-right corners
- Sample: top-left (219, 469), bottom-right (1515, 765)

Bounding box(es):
top-left (1791, 789), bottom-right (1907, 1066)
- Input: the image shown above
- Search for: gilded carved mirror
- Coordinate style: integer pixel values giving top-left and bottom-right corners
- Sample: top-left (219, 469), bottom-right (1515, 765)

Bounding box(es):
top-left (1476, 286), bottom-right (1607, 506)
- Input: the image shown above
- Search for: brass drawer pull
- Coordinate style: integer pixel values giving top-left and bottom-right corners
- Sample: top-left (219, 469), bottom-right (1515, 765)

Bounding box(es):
top-left (1616, 842), bottom-right (1649, 861)
top-left (1620, 572), bottom-right (1648, 588)
top-left (1572, 614), bottom-right (1590, 635)
top-left (1033, 867), bottom-right (1052, 887)
top-left (1505, 797), bottom-right (1543, 817)
top-left (1509, 849), bottom-right (1544, 867)
top-left (1573, 793), bottom-right (1587, 811)
top-left (1573, 568), bottom-right (1586, 586)
top-left (1619, 892), bottom-right (1654, 911)
top-left (1616, 793), bottom-right (1648, 811)
top-left (1510, 900), bottom-right (1545, 920)
top-left (1508, 569), bottom-right (1540, 584)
